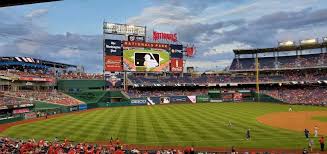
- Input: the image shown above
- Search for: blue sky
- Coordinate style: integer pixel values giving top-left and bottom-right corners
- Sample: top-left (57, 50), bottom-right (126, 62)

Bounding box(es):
top-left (1, 0), bottom-right (327, 72)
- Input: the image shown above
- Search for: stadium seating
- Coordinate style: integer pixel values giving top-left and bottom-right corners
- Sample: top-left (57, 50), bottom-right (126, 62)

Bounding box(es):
top-left (0, 95), bottom-right (32, 106)
top-left (3, 91), bottom-right (83, 106)
top-left (230, 53), bottom-right (327, 70)
top-left (128, 71), bottom-right (327, 87)
top-left (263, 87), bottom-right (327, 105)
top-left (59, 73), bottom-right (103, 79)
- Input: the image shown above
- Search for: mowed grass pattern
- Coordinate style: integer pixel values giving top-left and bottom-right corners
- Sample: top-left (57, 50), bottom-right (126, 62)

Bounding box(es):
top-left (1, 103), bottom-right (327, 148)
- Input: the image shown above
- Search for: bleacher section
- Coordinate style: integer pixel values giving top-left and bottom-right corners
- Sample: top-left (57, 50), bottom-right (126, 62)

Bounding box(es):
top-left (3, 91), bottom-right (84, 106)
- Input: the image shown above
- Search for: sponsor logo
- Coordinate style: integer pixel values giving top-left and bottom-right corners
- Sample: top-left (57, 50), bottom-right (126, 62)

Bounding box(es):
top-left (105, 60), bottom-right (121, 65)
top-left (105, 45), bottom-right (121, 50)
top-left (131, 99), bottom-right (147, 104)
top-left (172, 98), bottom-right (186, 102)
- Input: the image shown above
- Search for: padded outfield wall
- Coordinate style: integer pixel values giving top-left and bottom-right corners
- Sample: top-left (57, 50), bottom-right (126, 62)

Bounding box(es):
top-left (57, 80), bottom-right (105, 92)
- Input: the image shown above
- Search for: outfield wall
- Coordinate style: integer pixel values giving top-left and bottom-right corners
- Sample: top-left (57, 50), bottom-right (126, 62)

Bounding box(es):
top-left (57, 80), bottom-right (105, 92)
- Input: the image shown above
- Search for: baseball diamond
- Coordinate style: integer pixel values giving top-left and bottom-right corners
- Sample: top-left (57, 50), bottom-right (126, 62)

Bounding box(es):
top-left (1, 103), bottom-right (326, 149)
top-left (1, 0), bottom-right (327, 153)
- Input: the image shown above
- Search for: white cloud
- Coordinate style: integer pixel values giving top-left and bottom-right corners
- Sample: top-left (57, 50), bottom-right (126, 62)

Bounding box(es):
top-left (128, 5), bottom-right (195, 28)
top-left (54, 47), bottom-right (80, 58)
top-left (25, 9), bottom-right (48, 18)
top-left (199, 0), bottom-right (321, 23)
top-left (214, 25), bottom-right (238, 34)
top-left (203, 41), bottom-right (252, 56)
top-left (16, 41), bottom-right (40, 55)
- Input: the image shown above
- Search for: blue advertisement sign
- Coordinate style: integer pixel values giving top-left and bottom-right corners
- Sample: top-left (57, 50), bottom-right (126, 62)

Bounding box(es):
top-left (79, 104), bottom-right (87, 110)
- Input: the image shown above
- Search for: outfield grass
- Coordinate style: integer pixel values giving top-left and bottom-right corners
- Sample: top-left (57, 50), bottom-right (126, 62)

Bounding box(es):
top-left (1, 103), bottom-right (327, 148)
top-left (312, 116), bottom-right (327, 122)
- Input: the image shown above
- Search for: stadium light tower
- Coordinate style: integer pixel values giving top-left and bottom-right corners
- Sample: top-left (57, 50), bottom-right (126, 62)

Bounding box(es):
top-left (278, 41), bottom-right (295, 47)
top-left (323, 37), bottom-right (327, 43)
top-left (300, 38), bottom-right (318, 45)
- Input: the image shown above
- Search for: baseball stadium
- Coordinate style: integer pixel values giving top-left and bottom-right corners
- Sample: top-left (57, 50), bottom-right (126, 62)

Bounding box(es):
top-left (0, 0), bottom-right (327, 154)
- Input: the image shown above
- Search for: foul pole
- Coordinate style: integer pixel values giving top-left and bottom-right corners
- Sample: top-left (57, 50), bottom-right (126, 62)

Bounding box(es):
top-left (255, 53), bottom-right (260, 102)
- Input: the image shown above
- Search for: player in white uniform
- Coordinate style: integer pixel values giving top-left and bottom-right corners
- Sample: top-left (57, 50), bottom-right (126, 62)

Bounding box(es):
top-left (314, 126), bottom-right (319, 137)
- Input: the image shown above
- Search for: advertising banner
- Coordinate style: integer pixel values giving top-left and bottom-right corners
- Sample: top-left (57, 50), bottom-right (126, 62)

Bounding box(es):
top-left (79, 104), bottom-right (87, 111)
top-left (104, 56), bottom-right (123, 72)
top-left (70, 106), bottom-right (79, 112)
top-left (104, 39), bottom-right (123, 56)
top-left (24, 112), bottom-right (36, 119)
top-left (128, 35), bottom-right (145, 42)
top-left (130, 97), bottom-right (160, 105)
top-left (123, 49), bottom-right (170, 72)
top-left (196, 95), bottom-right (210, 103)
top-left (170, 44), bottom-right (183, 58)
top-left (13, 108), bottom-right (30, 114)
top-left (187, 96), bottom-right (197, 103)
top-left (123, 41), bottom-right (170, 50)
top-left (160, 97), bottom-right (170, 104)
top-left (148, 97), bottom-right (160, 104)
top-left (170, 58), bottom-right (183, 72)
top-left (233, 93), bottom-right (243, 101)
top-left (19, 77), bottom-right (54, 82)
top-left (130, 98), bottom-right (148, 105)
top-left (170, 96), bottom-right (187, 103)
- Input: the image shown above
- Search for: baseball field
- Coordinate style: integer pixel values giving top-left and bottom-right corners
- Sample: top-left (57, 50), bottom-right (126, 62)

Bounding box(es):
top-left (1, 103), bottom-right (327, 149)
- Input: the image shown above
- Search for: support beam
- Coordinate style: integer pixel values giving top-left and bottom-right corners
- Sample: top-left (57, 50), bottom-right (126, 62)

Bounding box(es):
top-left (0, 0), bottom-right (61, 7)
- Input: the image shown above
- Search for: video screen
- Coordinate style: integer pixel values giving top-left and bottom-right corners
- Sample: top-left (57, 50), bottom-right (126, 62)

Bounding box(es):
top-left (123, 49), bottom-right (170, 72)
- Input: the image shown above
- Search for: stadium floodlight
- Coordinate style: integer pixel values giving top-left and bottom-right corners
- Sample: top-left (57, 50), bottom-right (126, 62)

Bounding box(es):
top-left (300, 38), bottom-right (317, 45)
top-left (278, 41), bottom-right (295, 47)
top-left (323, 37), bottom-right (327, 42)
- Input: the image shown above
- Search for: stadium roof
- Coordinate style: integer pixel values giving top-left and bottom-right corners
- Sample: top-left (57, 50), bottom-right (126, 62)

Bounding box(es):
top-left (233, 43), bottom-right (326, 55)
top-left (0, 57), bottom-right (76, 68)
top-left (0, 0), bottom-right (61, 7)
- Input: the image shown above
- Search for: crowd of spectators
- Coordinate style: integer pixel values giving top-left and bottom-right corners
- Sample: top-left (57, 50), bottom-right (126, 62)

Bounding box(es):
top-left (0, 137), bottom-right (123, 154)
top-left (59, 73), bottom-right (103, 80)
top-left (230, 53), bottom-right (327, 71)
top-left (0, 70), bottom-right (54, 79)
top-left (263, 87), bottom-right (327, 105)
top-left (0, 95), bottom-right (32, 107)
top-left (128, 71), bottom-right (327, 87)
top-left (0, 137), bottom-right (197, 154)
top-left (3, 90), bottom-right (83, 106)
top-left (0, 69), bottom-right (104, 80)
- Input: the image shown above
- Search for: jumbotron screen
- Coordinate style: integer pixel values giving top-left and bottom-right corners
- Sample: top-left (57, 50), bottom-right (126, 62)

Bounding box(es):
top-left (123, 49), bottom-right (170, 72)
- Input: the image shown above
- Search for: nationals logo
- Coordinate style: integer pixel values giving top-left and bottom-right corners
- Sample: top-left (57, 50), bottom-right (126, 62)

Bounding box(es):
top-left (153, 31), bottom-right (177, 42)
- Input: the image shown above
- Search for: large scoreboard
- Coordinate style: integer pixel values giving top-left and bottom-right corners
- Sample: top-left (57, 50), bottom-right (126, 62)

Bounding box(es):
top-left (104, 39), bottom-right (184, 73)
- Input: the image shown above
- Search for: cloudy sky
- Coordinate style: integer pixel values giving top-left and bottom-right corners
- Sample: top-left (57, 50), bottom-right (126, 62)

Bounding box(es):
top-left (0, 0), bottom-right (327, 72)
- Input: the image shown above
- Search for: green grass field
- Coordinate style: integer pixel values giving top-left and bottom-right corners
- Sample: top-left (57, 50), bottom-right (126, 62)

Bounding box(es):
top-left (1, 103), bottom-right (327, 148)
top-left (312, 116), bottom-right (327, 122)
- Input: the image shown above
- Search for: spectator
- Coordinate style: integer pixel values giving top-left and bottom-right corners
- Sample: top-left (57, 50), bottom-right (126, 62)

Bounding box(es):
top-left (320, 136), bottom-right (325, 151)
